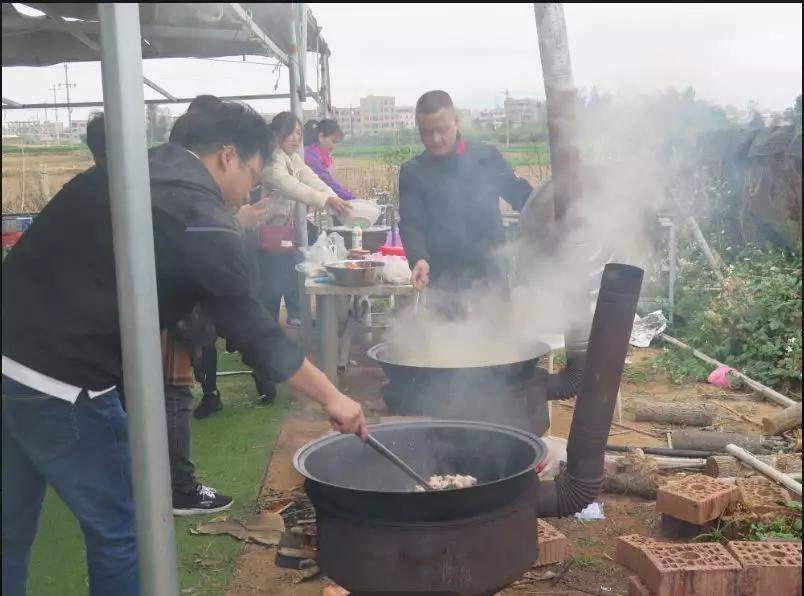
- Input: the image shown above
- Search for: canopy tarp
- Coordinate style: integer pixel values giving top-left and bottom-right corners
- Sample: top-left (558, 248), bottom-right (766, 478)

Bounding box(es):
top-left (2, 3), bottom-right (329, 67)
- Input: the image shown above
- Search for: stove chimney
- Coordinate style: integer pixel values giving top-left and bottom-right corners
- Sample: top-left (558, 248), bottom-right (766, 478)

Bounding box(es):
top-left (536, 263), bottom-right (643, 517)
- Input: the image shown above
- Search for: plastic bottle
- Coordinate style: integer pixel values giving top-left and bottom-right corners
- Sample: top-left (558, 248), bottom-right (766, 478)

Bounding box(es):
top-left (352, 226), bottom-right (363, 250)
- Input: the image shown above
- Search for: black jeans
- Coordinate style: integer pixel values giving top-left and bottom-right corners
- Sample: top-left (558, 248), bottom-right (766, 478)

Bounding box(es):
top-left (257, 250), bottom-right (301, 321)
top-left (164, 384), bottom-right (196, 494)
top-left (198, 345), bottom-right (218, 396)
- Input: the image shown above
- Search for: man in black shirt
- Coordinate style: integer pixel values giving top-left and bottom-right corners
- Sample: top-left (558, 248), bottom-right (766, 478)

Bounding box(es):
top-left (2, 102), bottom-right (367, 596)
top-left (399, 90), bottom-right (535, 297)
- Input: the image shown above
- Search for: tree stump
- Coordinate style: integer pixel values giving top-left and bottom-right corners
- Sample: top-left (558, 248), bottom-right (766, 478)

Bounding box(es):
top-left (762, 403), bottom-right (802, 436)
top-left (634, 400), bottom-right (715, 426)
top-left (705, 455), bottom-right (740, 478)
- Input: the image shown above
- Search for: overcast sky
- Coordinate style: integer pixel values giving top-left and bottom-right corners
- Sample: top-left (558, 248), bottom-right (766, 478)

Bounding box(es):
top-left (2, 3), bottom-right (801, 124)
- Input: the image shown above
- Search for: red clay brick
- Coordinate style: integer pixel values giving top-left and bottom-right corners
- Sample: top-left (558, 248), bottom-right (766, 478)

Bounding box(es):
top-left (736, 477), bottom-right (793, 515)
top-left (637, 541), bottom-right (742, 596)
top-left (655, 474), bottom-right (739, 524)
top-left (726, 540), bottom-right (802, 596)
top-left (628, 575), bottom-right (654, 596)
top-left (616, 534), bottom-right (656, 573)
top-left (535, 518), bottom-right (569, 566)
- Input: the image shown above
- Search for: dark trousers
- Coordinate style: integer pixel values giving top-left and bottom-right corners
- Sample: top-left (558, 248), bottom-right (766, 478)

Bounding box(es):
top-left (198, 345), bottom-right (218, 396)
top-left (164, 384), bottom-right (197, 494)
top-left (2, 376), bottom-right (138, 596)
top-left (258, 250), bottom-right (301, 321)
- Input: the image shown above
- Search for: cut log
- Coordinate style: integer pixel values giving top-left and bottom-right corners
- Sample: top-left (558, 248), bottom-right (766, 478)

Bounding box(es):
top-left (762, 403), bottom-right (803, 436)
top-left (671, 430), bottom-right (765, 453)
top-left (725, 444), bottom-right (802, 496)
top-left (634, 400), bottom-right (715, 426)
top-left (603, 472), bottom-right (658, 499)
top-left (706, 455), bottom-right (740, 478)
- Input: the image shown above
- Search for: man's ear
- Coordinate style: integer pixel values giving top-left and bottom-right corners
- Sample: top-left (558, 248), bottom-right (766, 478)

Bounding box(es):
top-left (220, 145), bottom-right (237, 170)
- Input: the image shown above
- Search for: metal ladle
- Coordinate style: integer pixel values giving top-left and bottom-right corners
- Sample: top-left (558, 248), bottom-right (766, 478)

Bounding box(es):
top-left (364, 434), bottom-right (433, 491)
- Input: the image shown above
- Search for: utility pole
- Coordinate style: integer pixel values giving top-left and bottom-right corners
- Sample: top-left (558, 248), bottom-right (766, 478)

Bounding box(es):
top-left (61, 64), bottom-right (77, 141)
top-left (50, 84), bottom-right (61, 143)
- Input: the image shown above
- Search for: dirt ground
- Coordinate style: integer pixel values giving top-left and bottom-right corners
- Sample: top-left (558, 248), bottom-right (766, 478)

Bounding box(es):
top-left (222, 343), bottom-right (789, 596)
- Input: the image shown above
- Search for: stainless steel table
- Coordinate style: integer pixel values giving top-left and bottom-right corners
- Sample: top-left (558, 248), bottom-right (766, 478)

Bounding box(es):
top-left (302, 275), bottom-right (415, 384)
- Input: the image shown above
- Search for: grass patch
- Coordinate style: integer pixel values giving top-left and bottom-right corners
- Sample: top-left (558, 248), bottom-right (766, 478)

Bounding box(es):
top-left (26, 346), bottom-right (289, 595)
top-left (568, 554), bottom-right (599, 570)
top-left (2, 144), bottom-right (90, 155)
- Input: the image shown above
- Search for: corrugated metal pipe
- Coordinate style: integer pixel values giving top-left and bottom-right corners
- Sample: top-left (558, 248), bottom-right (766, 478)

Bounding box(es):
top-left (536, 263), bottom-right (644, 517)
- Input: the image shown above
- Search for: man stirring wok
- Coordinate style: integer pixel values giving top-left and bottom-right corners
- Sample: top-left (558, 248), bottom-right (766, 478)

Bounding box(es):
top-left (398, 90), bottom-right (535, 298)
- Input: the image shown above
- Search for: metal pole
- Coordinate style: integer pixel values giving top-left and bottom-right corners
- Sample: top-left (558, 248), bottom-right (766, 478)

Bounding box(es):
top-left (98, 5), bottom-right (179, 596)
top-left (289, 6), bottom-right (309, 249)
top-left (668, 218), bottom-right (676, 325)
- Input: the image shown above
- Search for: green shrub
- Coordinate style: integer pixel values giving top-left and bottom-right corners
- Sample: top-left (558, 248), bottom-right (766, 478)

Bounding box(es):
top-left (671, 243), bottom-right (802, 392)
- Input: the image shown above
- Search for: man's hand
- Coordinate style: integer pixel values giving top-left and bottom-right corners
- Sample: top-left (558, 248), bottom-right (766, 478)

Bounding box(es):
top-left (324, 392), bottom-right (368, 440)
top-left (235, 197), bottom-right (270, 230)
top-left (325, 195), bottom-right (353, 218)
top-left (411, 259), bottom-right (430, 290)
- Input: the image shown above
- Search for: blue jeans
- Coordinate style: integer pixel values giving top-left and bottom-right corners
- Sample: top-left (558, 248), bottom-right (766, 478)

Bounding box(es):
top-left (2, 375), bottom-right (139, 596)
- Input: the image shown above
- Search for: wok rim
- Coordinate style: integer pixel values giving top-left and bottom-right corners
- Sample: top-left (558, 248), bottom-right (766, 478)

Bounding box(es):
top-left (367, 341), bottom-right (551, 370)
top-left (292, 419), bottom-right (547, 494)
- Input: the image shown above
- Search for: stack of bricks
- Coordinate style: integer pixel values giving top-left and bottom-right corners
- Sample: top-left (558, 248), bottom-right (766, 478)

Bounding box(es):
top-left (655, 474), bottom-right (739, 538)
top-left (617, 534), bottom-right (803, 596)
top-left (735, 476), bottom-right (792, 516)
top-left (617, 535), bottom-right (742, 596)
top-left (726, 540), bottom-right (802, 596)
top-left (535, 518), bottom-right (569, 566)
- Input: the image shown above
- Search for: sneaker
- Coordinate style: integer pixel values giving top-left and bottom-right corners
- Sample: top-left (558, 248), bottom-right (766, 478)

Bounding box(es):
top-left (254, 374), bottom-right (277, 406)
top-left (194, 390), bottom-right (222, 419)
top-left (172, 484), bottom-right (233, 516)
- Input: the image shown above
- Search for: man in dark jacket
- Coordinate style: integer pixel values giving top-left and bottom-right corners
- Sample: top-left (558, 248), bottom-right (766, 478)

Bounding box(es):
top-left (2, 102), bottom-right (366, 596)
top-left (398, 90), bottom-right (535, 296)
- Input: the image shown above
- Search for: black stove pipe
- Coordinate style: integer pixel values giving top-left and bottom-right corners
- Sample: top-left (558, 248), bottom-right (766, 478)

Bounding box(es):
top-left (536, 263), bottom-right (643, 518)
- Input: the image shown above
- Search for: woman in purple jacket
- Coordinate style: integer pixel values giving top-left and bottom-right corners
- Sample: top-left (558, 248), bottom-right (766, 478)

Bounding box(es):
top-left (303, 119), bottom-right (355, 201)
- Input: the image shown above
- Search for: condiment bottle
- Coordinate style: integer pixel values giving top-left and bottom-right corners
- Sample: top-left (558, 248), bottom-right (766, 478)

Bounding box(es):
top-left (352, 226), bottom-right (363, 250)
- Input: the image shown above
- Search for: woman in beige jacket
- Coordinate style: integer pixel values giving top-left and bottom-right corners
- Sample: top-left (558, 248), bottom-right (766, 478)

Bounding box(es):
top-left (258, 112), bottom-right (351, 329)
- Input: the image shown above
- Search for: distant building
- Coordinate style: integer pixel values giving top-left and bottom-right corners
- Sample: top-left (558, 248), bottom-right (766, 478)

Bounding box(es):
top-left (474, 109), bottom-right (506, 130)
top-left (70, 119), bottom-right (88, 141)
top-left (2, 120), bottom-right (66, 144)
top-left (359, 95), bottom-right (397, 136)
top-left (503, 95), bottom-right (545, 126)
top-left (396, 106), bottom-right (415, 129)
top-left (333, 106), bottom-right (361, 137)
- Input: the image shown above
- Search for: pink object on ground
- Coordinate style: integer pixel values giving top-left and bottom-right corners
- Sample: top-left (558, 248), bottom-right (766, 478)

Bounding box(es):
top-left (708, 365), bottom-right (737, 389)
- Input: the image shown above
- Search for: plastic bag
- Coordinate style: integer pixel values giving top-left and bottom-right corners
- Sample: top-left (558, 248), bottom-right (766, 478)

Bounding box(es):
top-left (536, 436), bottom-right (567, 480)
top-left (708, 364), bottom-right (737, 389)
top-left (370, 254), bottom-right (411, 285)
top-left (299, 232), bottom-right (348, 276)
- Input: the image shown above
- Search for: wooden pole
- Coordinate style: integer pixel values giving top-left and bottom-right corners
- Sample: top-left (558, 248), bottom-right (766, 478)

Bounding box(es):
top-left (725, 443), bottom-right (802, 496)
top-left (686, 216), bottom-right (725, 282)
top-left (660, 333), bottom-right (798, 408)
top-left (762, 403), bottom-right (803, 436)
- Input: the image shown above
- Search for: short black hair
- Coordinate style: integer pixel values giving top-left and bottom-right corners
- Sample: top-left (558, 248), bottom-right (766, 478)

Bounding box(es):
top-left (171, 101), bottom-right (274, 162)
top-left (303, 118), bottom-right (344, 146)
top-left (186, 94), bottom-right (223, 114)
top-left (415, 90), bottom-right (454, 119)
top-left (86, 112), bottom-right (106, 159)
top-left (270, 111), bottom-right (301, 144)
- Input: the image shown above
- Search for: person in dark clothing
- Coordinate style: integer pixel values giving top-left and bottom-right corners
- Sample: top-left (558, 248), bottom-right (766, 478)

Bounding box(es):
top-left (398, 90), bottom-right (535, 298)
top-left (169, 96), bottom-right (274, 417)
top-left (2, 101), bottom-right (367, 595)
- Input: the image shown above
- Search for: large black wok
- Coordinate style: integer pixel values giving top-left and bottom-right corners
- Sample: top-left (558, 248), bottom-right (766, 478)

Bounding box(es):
top-left (294, 420), bottom-right (547, 595)
top-left (367, 341), bottom-right (552, 434)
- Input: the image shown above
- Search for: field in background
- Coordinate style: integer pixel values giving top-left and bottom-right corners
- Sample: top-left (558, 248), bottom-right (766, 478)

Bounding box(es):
top-left (2, 142), bottom-right (550, 214)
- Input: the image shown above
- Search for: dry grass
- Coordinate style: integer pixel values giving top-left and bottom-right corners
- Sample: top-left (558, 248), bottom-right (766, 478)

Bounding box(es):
top-left (2, 151), bottom-right (551, 213)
